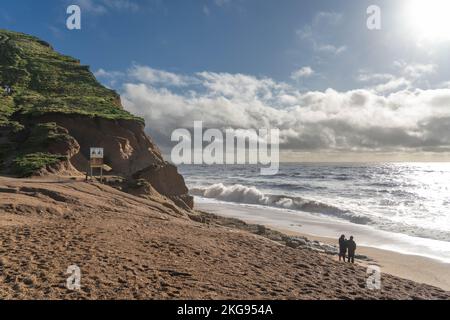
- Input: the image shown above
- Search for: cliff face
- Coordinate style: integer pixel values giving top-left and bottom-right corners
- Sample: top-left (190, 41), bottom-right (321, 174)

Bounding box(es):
top-left (0, 29), bottom-right (193, 209)
top-left (22, 114), bottom-right (164, 175)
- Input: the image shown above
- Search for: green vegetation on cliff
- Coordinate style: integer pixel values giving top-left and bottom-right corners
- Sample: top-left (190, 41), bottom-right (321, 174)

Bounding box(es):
top-left (0, 29), bottom-right (143, 175)
top-left (0, 29), bottom-right (142, 125)
top-left (13, 152), bottom-right (68, 177)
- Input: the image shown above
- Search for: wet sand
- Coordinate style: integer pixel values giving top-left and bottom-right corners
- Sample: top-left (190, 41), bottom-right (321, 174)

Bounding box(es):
top-left (196, 201), bottom-right (450, 291)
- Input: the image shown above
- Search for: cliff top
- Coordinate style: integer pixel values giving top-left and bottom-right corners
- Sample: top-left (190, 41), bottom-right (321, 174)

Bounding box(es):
top-left (0, 29), bottom-right (143, 129)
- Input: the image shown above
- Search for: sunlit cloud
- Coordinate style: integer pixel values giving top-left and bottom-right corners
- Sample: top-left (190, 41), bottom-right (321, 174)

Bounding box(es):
top-left (93, 65), bottom-right (450, 157)
top-left (291, 67), bottom-right (315, 80)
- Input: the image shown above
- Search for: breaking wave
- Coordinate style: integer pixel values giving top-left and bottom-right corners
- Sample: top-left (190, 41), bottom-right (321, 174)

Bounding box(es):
top-left (190, 183), bottom-right (373, 225)
top-left (190, 183), bottom-right (450, 242)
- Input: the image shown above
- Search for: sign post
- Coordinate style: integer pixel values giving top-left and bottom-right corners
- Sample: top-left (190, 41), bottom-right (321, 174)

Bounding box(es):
top-left (89, 147), bottom-right (104, 182)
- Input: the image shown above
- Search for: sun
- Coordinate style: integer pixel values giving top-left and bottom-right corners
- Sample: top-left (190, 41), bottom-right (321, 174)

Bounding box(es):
top-left (406, 0), bottom-right (450, 42)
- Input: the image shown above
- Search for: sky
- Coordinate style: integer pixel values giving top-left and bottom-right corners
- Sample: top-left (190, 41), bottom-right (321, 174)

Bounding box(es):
top-left (2, 0), bottom-right (450, 161)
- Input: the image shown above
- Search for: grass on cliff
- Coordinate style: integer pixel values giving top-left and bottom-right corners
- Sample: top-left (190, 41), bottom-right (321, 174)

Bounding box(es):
top-left (0, 29), bottom-right (143, 124)
top-left (0, 29), bottom-right (145, 176)
top-left (2, 122), bottom-right (73, 176)
top-left (21, 122), bottom-right (73, 150)
top-left (13, 152), bottom-right (67, 177)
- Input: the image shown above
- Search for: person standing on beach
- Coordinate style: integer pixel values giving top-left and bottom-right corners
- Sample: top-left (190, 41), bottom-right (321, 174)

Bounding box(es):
top-left (347, 236), bottom-right (357, 263)
top-left (338, 235), bottom-right (347, 261)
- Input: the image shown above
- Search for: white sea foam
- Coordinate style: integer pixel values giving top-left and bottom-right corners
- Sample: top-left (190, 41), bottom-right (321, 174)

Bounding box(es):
top-left (181, 163), bottom-right (450, 242)
top-left (191, 183), bottom-right (374, 224)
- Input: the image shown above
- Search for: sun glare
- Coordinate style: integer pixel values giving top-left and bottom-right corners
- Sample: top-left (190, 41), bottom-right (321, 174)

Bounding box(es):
top-left (407, 0), bottom-right (450, 42)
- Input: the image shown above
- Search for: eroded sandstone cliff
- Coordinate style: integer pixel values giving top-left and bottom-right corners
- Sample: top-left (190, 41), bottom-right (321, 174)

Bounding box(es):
top-left (0, 29), bottom-right (192, 209)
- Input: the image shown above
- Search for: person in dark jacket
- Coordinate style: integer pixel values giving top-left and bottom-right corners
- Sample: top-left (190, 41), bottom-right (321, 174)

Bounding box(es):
top-left (347, 236), bottom-right (357, 263)
top-left (338, 234), bottom-right (347, 261)
top-left (3, 85), bottom-right (12, 95)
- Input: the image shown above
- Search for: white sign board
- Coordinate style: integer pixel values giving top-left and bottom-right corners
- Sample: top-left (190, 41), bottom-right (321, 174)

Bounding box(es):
top-left (90, 148), bottom-right (104, 159)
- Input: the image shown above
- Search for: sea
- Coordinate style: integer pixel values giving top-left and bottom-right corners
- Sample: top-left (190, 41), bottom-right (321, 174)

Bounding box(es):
top-left (179, 163), bottom-right (450, 261)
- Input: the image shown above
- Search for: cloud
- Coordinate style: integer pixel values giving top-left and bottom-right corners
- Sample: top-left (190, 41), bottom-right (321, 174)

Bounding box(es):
top-left (94, 68), bottom-right (124, 78)
top-left (439, 81), bottom-right (450, 89)
top-left (372, 77), bottom-right (410, 94)
top-left (394, 61), bottom-right (437, 79)
top-left (296, 26), bottom-right (312, 40)
top-left (357, 62), bottom-right (437, 94)
top-left (128, 65), bottom-right (196, 87)
top-left (94, 68), bottom-right (125, 87)
top-left (203, 0), bottom-right (238, 15)
top-left (313, 12), bottom-right (343, 26)
top-left (75, 0), bottom-right (107, 14)
top-left (315, 44), bottom-right (347, 55)
top-left (109, 66), bottom-right (450, 156)
top-left (357, 72), bottom-right (393, 83)
top-left (296, 11), bottom-right (347, 56)
top-left (95, 65), bottom-right (197, 87)
top-left (291, 67), bottom-right (314, 80)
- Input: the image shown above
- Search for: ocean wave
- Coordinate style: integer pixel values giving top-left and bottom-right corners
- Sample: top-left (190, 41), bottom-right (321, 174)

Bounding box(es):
top-left (264, 182), bottom-right (317, 191)
top-left (183, 163), bottom-right (450, 242)
top-left (190, 183), bottom-right (372, 225)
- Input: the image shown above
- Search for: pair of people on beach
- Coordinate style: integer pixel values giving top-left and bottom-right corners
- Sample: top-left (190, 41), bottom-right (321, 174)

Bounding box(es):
top-left (338, 235), bottom-right (356, 263)
top-left (2, 84), bottom-right (12, 95)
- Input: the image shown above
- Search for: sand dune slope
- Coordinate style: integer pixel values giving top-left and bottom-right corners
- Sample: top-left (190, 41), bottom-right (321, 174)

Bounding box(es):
top-left (0, 177), bottom-right (449, 300)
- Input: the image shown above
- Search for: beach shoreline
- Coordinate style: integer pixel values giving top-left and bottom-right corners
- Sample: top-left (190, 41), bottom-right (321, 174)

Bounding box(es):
top-left (277, 229), bottom-right (450, 291)
top-left (1, 176), bottom-right (449, 299)
top-left (196, 200), bottom-right (450, 291)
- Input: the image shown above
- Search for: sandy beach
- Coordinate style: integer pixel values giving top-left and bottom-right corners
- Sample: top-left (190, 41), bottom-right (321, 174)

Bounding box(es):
top-left (196, 200), bottom-right (450, 291)
top-left (283, 232), bottom-right (450, 291)
top-left (1, 176), bottom-right (449, 300)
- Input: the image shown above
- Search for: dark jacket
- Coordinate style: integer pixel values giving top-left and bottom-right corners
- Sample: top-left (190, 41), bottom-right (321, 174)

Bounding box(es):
top-left (338, 237), bottom-right (347, 253)
top-left (347, 240), bottom-right (356, 255)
